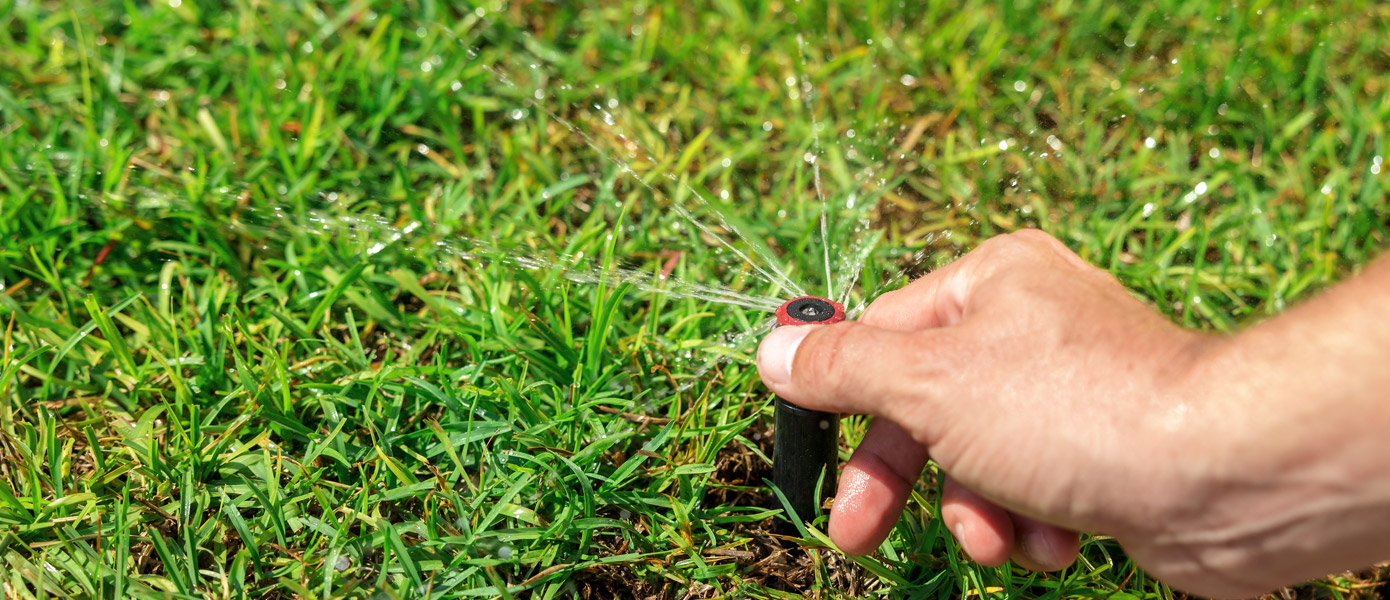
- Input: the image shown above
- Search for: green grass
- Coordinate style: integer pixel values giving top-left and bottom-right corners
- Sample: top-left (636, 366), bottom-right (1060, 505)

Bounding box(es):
top-left (2, 0), bottom-right (1389, 598)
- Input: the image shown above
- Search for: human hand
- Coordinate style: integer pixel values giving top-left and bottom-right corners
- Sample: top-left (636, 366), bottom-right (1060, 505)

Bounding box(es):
top-left (757, 230), bottom-right (1245, 594)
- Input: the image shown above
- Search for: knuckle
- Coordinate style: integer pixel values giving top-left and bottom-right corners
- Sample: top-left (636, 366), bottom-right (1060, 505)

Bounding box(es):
top-left (970, 236), bottom-right (1036, 279)
top-left (1007, 227), bottom-right (1060, 246)
top-left (1011, 229), bottom-right (1092, 267)
top-left (977, 231), bottom-right (1043, 263)
top-left (973, 229), bottom-right (1091, 275)
top-left (1004, 229), bottom-right (1067, 258)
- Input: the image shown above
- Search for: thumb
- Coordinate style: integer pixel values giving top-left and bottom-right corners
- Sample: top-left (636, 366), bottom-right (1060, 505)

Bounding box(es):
top-left (756, 320), bottom-right (952, 418)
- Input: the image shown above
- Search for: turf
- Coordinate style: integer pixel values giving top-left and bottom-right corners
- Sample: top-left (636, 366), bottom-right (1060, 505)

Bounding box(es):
top-left (2, 0), bottom-right (1389, 598)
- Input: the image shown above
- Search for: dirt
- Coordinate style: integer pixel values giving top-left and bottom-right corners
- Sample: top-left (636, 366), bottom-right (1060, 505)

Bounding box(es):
top-left (572, 419), bottom-right (882, 598)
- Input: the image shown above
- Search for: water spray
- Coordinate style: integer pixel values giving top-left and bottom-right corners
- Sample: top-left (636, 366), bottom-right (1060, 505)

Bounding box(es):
top-left (772, 296), bottom-right (845, 532)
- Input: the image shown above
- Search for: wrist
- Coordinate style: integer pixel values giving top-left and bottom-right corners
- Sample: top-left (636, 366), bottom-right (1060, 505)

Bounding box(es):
top-left (1143, 323), bottom-right (1390, 596)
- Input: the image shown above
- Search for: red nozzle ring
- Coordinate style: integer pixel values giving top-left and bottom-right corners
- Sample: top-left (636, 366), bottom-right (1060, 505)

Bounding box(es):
top-left (776, 296), bottom-right (846, 327)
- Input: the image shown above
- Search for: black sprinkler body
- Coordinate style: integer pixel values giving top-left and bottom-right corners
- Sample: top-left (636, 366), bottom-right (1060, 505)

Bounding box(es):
top-left (772, 296), bottom-right (845, 532)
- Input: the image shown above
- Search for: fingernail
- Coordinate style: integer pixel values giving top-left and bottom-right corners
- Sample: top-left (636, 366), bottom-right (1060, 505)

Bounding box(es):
top-left (757, 326), bottom-right (812, 387)
top-left (1022, 530), bottom-right (1057, 567)
top-left (952, 521), bottom-right (972, 556)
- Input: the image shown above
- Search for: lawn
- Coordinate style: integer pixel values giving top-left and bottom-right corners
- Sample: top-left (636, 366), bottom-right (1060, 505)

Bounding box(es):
top-left (2, 0), bottom-right (1388, 598)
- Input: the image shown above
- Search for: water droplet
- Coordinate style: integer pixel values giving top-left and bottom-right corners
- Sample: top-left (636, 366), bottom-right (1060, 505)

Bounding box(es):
top-left (1013, 80), bottom-right (1026, 92)
top-left (474, 7), bottom-right (486, 17)
top-left (417, 144), bottom-right (430, 155)
top-left (900, 74), bottom-right (918, 86)
top-left (1195, 182), bottom-right (1208, 195)
top-left (301, 41), bottom-right (313, 53)
top-left (762, 121), bottom-right (774, 132)
top-left (721, 158), bottom-right (731, 168)
top-left (168, 0), bottom-right (180, 6)
top-left (1142, 203), bottom-right (1156, 217)
top-left (998, 140), bottom-right (1008, 151)
top-left (421, 61), bottom-right (432, 72)
top-left (1144, 137), bottom-right (1156, 149)
top-left (1209, 148), bottom-right (1220, 159)
top-left (510, 109), bottom-right (525, 120)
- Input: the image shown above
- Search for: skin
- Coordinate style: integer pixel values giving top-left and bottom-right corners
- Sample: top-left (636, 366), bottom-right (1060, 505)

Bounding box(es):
top-left (756, 229), bottom-right (1390, 598)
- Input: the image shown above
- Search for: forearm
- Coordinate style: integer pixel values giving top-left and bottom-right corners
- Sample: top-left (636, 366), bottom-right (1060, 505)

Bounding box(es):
top-left (1232, 254), bottom-right (1390, 485)
top-left (1171, 255), bottom-right (1390, 591)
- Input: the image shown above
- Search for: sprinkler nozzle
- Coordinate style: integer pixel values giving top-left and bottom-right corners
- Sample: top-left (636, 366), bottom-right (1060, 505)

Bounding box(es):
top-left (775, 296), bottom-right (846, 327)
top-left (771, 295), bottom-right (845, 535)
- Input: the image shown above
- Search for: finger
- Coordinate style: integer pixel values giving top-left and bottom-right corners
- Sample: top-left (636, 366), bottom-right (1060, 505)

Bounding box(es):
top-left (755, 320), bottom-right (964, 419)
top-left (857, 260), bottom-right (971, 331)
top-left (1009, 514), bottom-right (1080, 572)
top-left (828, 418), bottom-right (931, 555)
top-left (857, 229), bottom-right (1081, 332)
top-left (941, 477), bottom-right (1015, 567)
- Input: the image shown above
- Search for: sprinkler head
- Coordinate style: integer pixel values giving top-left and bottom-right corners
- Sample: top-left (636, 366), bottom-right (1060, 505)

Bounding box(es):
top-left (775, 296), bottom-right (846, 327)
top-left (771, 295), bottom-right (845, 535)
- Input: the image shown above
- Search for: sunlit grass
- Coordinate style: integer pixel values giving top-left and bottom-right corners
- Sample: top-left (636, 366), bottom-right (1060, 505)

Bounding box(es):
top-left (1, 1), bottom-right (1387, 598)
